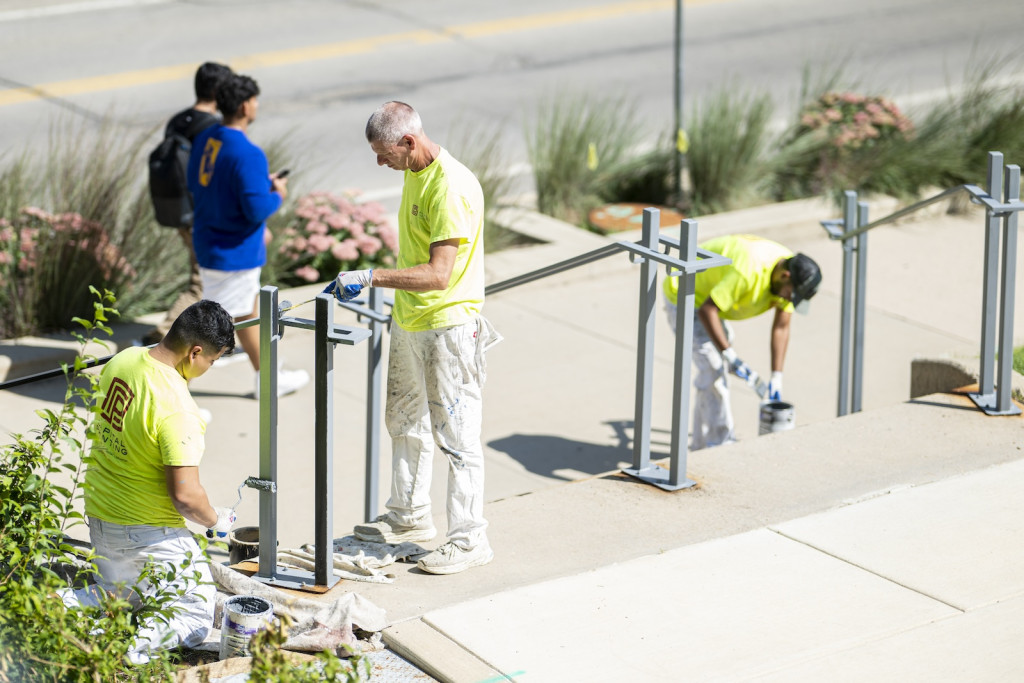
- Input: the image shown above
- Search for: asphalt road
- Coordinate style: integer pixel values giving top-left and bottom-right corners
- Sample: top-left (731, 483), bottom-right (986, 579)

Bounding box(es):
top-left (1, 0), bottom-right (1022, 198)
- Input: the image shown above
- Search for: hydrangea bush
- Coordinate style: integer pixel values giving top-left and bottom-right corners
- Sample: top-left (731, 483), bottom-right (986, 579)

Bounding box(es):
top-left (773, 91), bottom-right (918, 200)
top-left (0, 208), bottom-right (135, 338)
top-left (798, 92), bottom-right (914, 151)
top-left (268, 191), bottom-right (398, 288)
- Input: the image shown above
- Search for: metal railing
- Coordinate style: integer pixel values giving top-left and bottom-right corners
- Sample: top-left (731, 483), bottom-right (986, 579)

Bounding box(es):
top-left (483, 211), bottom-right (730, 490)
top-left (0, 208), bottom-right (730, 589)
top-left (822, 151), bottom-right (1022, 418)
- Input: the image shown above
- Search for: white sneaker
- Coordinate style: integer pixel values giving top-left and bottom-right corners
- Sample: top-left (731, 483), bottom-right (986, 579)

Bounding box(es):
top-left (417, 541), bottom-right (494, 575)
top-left (254, 366), bottom-right (309, 399)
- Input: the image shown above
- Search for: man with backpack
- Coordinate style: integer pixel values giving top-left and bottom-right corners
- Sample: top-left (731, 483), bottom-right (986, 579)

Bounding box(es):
top-left (142, 62), bottom-right (234, 346)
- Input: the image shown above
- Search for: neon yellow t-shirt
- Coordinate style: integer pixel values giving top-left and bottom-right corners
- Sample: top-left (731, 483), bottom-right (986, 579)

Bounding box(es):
top-left (663, 234), bottom-right (794, 320)
top-left (392, 148), bottom-right (485, 331)
top-left (84, 347), bottom-right (206, 527)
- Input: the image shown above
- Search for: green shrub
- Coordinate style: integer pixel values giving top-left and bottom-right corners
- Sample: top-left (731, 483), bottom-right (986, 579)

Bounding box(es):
top-left (0, 118), bottom-right (188, 338)
top-left (247, 614), bottom-right (372, 682)
top-left (447, 119), bottom-right (541, 252)
top-left (685, 86), bottom-right (775, 214)
top-left (0, 290), bottom-right (182, 681)
top-left (526, 92), bottom-right (648, 226)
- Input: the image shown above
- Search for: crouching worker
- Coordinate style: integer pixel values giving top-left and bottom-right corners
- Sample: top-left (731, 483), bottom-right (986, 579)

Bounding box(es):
top-left (82, 300), bottom-right (237, 663)
top-left (663, 235), bottom-right (821, 450)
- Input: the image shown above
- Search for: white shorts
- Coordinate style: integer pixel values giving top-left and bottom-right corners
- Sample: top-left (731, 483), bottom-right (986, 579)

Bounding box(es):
top-left (200, 267), bottom-right (260, 318)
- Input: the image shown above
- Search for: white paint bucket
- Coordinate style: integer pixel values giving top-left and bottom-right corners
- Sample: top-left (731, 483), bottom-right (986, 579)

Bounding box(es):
top-left (219, 595), bottom-right (273, 660)
top-left (759, 401), bottom-right (795, 435)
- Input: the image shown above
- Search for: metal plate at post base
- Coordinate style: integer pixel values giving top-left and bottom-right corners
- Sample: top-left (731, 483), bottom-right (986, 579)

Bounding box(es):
top-left (968, 392), bottom-right (1023, 416)
top-left (251, 565), bottom-right (339, 592)
top-left (621, 465), bottom-right (696, 492)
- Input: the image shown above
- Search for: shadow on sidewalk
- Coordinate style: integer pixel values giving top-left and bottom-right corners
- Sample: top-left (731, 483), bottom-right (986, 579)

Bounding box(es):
top-left (488, 419), bottom-right (671, 480)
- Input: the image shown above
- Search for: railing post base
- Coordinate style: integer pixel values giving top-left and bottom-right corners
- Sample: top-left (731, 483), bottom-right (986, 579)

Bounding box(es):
top-left (622, 465), bottom-right (696, 491)
top-left (967, 392), bottom-right (1022, 417)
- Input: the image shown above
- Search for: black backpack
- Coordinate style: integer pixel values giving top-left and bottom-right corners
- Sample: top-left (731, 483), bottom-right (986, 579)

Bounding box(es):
top-left (148, 113), bottom-right (216, 228)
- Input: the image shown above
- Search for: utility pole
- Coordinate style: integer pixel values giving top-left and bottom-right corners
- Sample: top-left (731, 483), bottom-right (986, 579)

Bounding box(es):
top-left (673, 0), bottom-right (687, 208)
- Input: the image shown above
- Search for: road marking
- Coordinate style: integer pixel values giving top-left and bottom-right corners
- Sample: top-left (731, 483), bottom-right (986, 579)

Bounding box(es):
top-left (0, 0), bottom-right (170, 22)
top-left (0, 0), bottom-right (691, 108)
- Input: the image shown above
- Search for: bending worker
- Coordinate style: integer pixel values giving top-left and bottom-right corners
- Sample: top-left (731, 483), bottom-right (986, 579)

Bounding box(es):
top-left (326, 101), bottom-right (500, 575)
top-left (663, 234), bottom-right (822, 450)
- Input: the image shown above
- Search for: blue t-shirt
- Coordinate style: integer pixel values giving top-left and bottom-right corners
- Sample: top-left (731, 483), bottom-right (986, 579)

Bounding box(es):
top-left (187, 125), bottom-right (281, 270)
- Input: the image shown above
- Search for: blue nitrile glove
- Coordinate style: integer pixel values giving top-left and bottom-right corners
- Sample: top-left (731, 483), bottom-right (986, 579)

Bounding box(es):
top-left (721, 347), bottom-right (754, 381)
top-left (323, 269), bottom-right (373, 303)
top-left (768, 371), bottom-right (783, 401)
top-left (206, 507), bottom-right (236, 539)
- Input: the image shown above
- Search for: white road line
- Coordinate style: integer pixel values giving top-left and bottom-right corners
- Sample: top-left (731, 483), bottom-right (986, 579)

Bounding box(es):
top-left (0, 0), bottom-right (170, 22)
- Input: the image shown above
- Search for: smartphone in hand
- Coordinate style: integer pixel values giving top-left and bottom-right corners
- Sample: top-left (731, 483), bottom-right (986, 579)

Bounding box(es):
top-left (275, 168), bottom-right (291, 179)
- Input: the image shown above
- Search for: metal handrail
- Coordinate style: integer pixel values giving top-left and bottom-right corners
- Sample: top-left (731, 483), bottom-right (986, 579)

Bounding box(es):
top-left (826, 150), bottom-right (1021, 418)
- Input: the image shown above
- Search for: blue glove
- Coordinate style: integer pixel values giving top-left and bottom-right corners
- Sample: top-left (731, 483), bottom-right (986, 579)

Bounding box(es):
top-left (324, 269), bottom-right (373, 303)
top-left (323, 280), bottom-right (362, 303)
top-left (768, 372), bottom-right (783, 401)
top-left (206, 507), bottom-right (236, 539)
top-left (721, 347), bottom-right (753, 381)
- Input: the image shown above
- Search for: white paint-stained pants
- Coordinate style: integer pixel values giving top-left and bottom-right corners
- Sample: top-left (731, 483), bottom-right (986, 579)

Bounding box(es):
top-left (664, 300), bottom-right (736, 450)
top-left (87, 517), bottom-right (215, 657)
top-left (384, 317), bottom-right (500, 550)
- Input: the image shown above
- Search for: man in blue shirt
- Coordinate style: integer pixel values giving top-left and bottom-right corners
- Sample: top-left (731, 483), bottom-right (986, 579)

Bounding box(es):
top-left (188, 73), bottom-right (308, 398)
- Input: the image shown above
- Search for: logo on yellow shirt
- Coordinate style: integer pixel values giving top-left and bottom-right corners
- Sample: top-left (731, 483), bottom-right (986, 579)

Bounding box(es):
top-left (100, 377), bottom-right (135, 432)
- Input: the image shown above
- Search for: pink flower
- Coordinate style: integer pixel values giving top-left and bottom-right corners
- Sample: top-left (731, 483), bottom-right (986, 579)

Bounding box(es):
top-left (0, 227), bottom-right (13, 242)
top-left (21, 206), bottom-right (49, 220)
top-left (824, 108), bottom-right (842, 122)
top-left (307, 233), bottom-right (334, 253)
top-left (307, 220), bottom-right (329, 235)
top-left (331, 238), bottom-right (360, 262)
top-left (0, 252), bottom-right (11, 266)
top-left (378, 225), bottom-right (398, 251)
top-left (356, 234), bottom-right (382, 255)
top-left (325, 213), bottom-right (351, 231)
top-left (294, 265), bottom-right (320, 282)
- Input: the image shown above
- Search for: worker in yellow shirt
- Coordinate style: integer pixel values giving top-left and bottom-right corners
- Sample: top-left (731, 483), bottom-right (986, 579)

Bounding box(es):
top-left (326, 101), bottom-right (501, 575)
top-left (663, 234), bottom-right (821, 449)
top-left (83, 300), bottom-right (237, 663)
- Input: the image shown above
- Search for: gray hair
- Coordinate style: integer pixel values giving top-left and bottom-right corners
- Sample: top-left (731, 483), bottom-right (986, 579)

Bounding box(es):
top-left (365, 101), bottom-right (423, 144)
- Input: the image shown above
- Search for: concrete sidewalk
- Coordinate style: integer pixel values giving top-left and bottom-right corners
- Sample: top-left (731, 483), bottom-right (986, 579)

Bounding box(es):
top-left (2, 195), bottom-right (1023, 681)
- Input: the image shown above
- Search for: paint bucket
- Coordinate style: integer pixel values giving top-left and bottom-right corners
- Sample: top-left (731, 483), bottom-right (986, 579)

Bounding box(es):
top-left (759, 401), bottom-right (795, 435)
top-left (219, 595), bottom-right (274, 660)
top-left (228, 526), bottom-right (260, 565)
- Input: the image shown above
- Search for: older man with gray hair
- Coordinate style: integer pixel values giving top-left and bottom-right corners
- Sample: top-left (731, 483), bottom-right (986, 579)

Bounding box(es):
top-left (327, 101), bottom-right (500, 575)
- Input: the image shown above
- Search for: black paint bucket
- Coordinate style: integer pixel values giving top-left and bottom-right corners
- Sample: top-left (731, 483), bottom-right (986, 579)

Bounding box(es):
top-left (228, 526), bottom-right (260, 565)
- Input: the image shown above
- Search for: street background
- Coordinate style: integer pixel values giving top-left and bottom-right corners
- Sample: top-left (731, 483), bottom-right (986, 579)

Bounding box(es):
top-left (1, 0), bottom-right (1022, 203)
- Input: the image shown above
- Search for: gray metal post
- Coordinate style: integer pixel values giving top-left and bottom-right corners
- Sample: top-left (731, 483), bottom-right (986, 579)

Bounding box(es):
top-left (851, 201), bottom-right (869, 413)
top-left (364, 288), bottom-right (384, 522)
top-left (979, 152), bottom-right (1003, 397)
top-left (257, 286), bottom-right (279, 580)
top-left (313, 295), bottom-right (338, 587)
top-left (837, 191), bottom-right (856, 417)
top-left (630, 208), bottom-right (659, 472)
top-left (667, 220), bottom-right (698, 490)
top-left (673, 0), bottom-right (685, 203)
top-left (997, 165), bottom-right (1020, 414)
